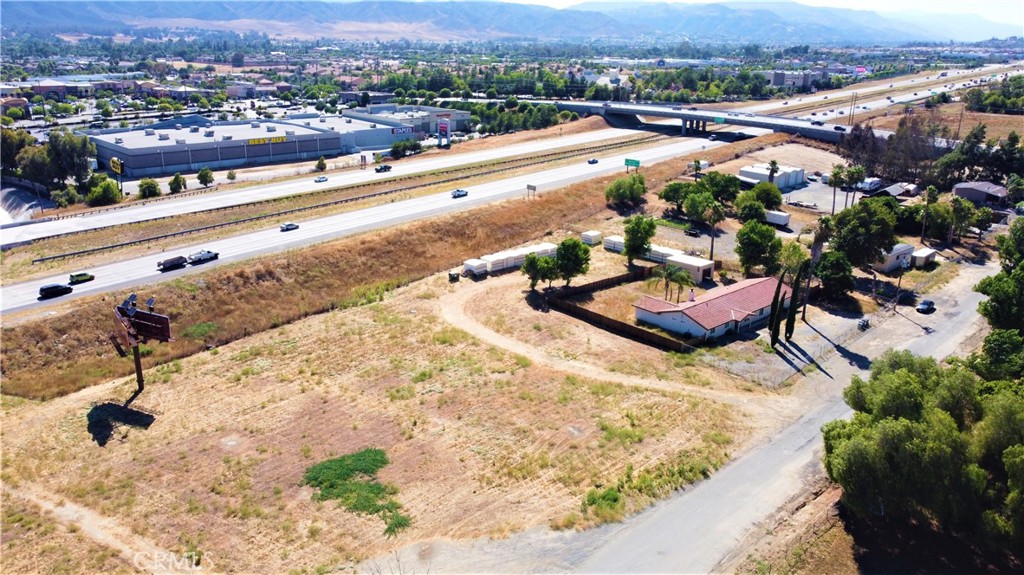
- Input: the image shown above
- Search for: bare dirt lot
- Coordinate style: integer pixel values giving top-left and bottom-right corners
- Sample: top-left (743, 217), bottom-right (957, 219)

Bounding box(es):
top-left (1, 133), bottom-right (924, 573)
top-left (864, 103), bottom-right (1024, 142)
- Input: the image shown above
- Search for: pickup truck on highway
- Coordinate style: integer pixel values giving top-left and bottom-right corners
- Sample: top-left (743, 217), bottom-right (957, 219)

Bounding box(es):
top-left (188, 250), bottom-right (219, 265)
top-left (375, 164), bottom-right (392, 173)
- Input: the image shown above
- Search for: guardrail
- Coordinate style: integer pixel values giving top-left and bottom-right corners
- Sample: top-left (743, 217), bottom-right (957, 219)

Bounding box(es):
top-left (29, 134), bottom-right (663, 263)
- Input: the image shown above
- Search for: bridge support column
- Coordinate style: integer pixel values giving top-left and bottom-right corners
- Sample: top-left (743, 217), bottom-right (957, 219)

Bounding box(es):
top-left (701, 120), bottom-right (707, 132)
top-left (681, 120), bottom-right (688, 135)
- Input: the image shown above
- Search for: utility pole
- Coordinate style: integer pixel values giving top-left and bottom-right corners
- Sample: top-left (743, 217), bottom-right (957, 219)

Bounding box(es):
top-left (848, 92), bottom-right (857, 126)
top-left (955, 101), bottom-right (966, 140)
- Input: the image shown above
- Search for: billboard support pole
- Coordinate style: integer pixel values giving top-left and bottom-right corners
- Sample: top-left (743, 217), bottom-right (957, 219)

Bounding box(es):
top-left (132, 345), bottom-right (145, 394)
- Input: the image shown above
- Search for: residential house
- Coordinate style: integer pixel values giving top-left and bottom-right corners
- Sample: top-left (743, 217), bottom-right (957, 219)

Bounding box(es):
top-left (873, 243), bottom-right (914, 273)
top-left (953, 181), bottom-right (1008, 207)
top-left (634, 277), bottom-right (792, 341)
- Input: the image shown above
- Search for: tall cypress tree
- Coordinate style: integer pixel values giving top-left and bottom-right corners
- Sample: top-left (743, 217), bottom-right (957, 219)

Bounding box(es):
top-left (786, 261), bottom-right (810, 340)
top-left (768, 273), bottom-right (786, 347)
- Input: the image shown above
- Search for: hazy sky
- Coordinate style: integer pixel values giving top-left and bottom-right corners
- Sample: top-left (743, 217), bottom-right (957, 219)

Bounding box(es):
top-left (505, 0), bottom-right (1024, 29)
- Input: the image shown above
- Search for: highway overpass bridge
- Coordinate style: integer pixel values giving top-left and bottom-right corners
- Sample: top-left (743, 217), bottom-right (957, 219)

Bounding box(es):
top-left (555, 100), bottom-right (850, 143)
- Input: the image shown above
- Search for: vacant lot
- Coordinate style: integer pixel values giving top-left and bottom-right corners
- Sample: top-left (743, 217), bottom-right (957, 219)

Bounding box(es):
top-left (3, 133), bottom-right (849, 573)
top-left (864, 103), bottom-right (1023, 142)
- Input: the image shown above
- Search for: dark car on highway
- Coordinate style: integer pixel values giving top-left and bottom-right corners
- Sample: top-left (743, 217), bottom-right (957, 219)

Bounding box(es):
top-left (916, 300), bottom-right (936, 314)
top-left (588, 158), bottom-right (599, 165)
top-left (157, 255), bottom-right (188, 271)
top-left (375, 164), bottom-right (392, 173)
top-left (39, 284), bottom-right (73, 299)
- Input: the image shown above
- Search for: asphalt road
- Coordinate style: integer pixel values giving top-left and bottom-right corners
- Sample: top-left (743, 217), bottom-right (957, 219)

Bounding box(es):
top-left (3, 136), bottom-right (727, 315)
top-left (0, 127), bottom-right (641, 247)
top-left (359, 260), bottom-right (995, 574)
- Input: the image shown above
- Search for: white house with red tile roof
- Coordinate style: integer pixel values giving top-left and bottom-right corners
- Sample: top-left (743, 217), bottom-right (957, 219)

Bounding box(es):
top-left (633, 277), bottom-right (792, 341)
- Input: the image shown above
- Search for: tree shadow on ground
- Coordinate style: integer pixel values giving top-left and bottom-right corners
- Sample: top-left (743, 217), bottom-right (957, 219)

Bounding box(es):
top-left (839, 504), bottom-right (1022, 575)
top-left (525, 289), bottom-right (550, 312)
top-left (813, 293), bottom-right (871, 319)
top-left (804, 320), bottom-right (871, 371)
top-left (776, 338), bottom-right (832, 379)
top-left (86, 401), bottom-right (156, 447)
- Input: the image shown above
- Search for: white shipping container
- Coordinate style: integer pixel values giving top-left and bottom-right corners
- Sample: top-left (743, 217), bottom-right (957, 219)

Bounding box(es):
top-left (463, 258), bottom-right (488, 275)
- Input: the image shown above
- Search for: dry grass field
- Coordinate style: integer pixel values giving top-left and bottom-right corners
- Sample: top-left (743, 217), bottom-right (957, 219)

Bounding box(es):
top-left (3, 130), bottom-right (823, 573)
top-left (863, 103), bottom-right (1024, 142)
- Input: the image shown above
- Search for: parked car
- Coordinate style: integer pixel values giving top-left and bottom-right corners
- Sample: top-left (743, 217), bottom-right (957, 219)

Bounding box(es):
top-left (708, 134), bottom-right (718, 141)
top-left (187, 250), bottom-right (219, 265)
top-left (314, 175), bottom-right (328, 183)
top-left (375, 164), bottom-right (392, 173)
top-left (834, 126), bottom-right (847, 132)
top-left (68, 272), bottom-right (94, 284)
top-left (280, 222), bottom-right (299, 232)
top-left (587, 158), bottom-right (599, 165)
top-left (451, 189), bottom-right (469, 198)
top-left (811, 120), bottom-right (824, 126)
top-left (916, 300), bottom-right (936, 314)
top-left (684, 228), bottom-right (701, 237)
top-left (38, 284), bottom-right (73, 299)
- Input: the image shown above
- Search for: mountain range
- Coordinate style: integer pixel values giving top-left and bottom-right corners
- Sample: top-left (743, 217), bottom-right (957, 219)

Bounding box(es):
top-left (1, 1), bottom-right (1019, 44)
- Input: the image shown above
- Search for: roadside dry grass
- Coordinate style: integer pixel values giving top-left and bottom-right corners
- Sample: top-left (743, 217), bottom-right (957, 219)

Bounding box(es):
top-left (863, 103), bottom-right (1024, 142)
top-left (0, 490), bottom-right (138, 574)
top-left (1, 272), bottom-right (744, 573)
top-left (1, 132), bottom-right (791, 400)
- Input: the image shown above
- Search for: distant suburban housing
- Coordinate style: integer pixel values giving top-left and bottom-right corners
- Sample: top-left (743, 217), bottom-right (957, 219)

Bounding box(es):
top-left (953, 181), bottom-right (1008, 207)
top-left (634, 277), bottom-right (791, 341)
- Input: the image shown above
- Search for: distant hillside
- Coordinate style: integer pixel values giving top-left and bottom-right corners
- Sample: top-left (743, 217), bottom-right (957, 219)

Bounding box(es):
top-left (0, 0), bottom-right (1017, 43)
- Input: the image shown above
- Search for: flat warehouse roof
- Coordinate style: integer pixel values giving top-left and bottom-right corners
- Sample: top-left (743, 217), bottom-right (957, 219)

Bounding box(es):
top-left (282, 115), bottom-right (384, 133)
top-left (93, 122), bottom-right (328, 149)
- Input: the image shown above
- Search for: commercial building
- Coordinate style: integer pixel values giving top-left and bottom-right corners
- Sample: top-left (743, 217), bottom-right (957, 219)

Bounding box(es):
top-left (88, 112), bottom-right (418, 178)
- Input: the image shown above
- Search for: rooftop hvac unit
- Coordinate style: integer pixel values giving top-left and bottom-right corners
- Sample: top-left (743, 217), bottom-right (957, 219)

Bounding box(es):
top-left (174, 124), bottom-right (182, 130)
top-left (285, 130), bottom-right (294, 135)
top-left (345, 118), bottom-right (352, 123)
top-left (222, 135), bottom-right (233, 140)
top-left (158, 133), bottom-right (169, 140)
top-left (266, 125), bottom-right (276, 132)
top-left (204, 130), bottom-right (214, 137)
top-left (175, 138), bottom-right (185, 144)
top-left (144, 129), bottom-right (155, 136)
top-left (304, 122), bottom-right (310, 126)
top-left (329, 127), bottom-right (335, 131)
top-left (250, 121), bottom-right (260, 128)
top-left (189, 126), bottom-right (199, 132)
top-left (319, 117), bottom-right (326, 122)
top-left (370, 123), bottom-right (376, 128)
top-left (205, 123), bottom-right (212, 128)
top-left (114, 137), bottom-right (123, 144)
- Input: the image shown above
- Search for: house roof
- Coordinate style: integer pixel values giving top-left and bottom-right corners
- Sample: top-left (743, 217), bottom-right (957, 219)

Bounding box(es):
top-left (635, 277), bottom-right (792, 331)
top-left (954, 181), bottom-right (1008, 198)
top-left (887, 243), bottom-right (914, 255)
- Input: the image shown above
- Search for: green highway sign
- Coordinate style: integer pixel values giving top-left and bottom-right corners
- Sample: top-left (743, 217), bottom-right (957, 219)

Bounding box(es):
top-left (625, 159), bottom-right (640, 168)
top-left (714, 117), bottom-right (725, 124)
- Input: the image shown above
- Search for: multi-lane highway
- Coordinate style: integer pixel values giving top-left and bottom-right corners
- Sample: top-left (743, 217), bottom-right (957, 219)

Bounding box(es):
top-left (0, 128), bottom-right (644, 247)
top-left (3, 133), bottom-right (755, 315)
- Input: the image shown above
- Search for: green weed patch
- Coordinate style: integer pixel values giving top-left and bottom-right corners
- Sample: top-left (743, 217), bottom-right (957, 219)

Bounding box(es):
top-left (303, 448), bottom-right (410, 537)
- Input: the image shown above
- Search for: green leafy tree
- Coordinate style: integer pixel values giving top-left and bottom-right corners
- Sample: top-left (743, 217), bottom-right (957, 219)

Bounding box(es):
top-left (699, 171), bottom-right (741, 205)
top-left (950, 196), bottom-right (977, 243)
top-left (168, 172), bottom-right (187, 194)
top-left (227, 170), bottom-right (237, 181)
top-left (1, 128), bottom-right (36, 171)
top-left (316, 156), bottom-right (327, 171)
top-left (816, 251), bottom-right (855, 299)
top-left (683, 190), bottom-right (715, 223)
top-left (605, 173), bottom-right (647, 207)
top-left (830, 199), bottom-right (897, 268)
top-left (735, 220), bottom-right (782, 276)
top-left (623, 214), bottom-right (657, 266)
top-left (197, 167), bottom-right (214, 188)
top-left (735, 191), bottom-right (766, 222)
top-left (15, 145), bottom-right (54, 188)
top-left (522, 254), bottom-right (557, 290)
top-left (85, 177), bottom-right (122, 207)
top-left (749, 182), bottom-right (783, 210)
top-left (659, 181), bottom-right (699, 212)
top-left (780, 240), bottom-right (809, 283)
top-left (47, 128), bottom-right (95, 192)
top-left (975, 266), bottom-right (1024, 333)
top-left (138, 178), bottom-right (161, 199)
top-left (555, 237), bottom-right (591, 286)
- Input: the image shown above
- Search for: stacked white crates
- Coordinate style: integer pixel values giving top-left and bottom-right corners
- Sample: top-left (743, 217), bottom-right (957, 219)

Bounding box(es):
top-left (482, 251), bottom-right (514, 273)
top-left (603, 235), bottom-right (625, 252)
top-left (463, 258), bottom-right (488, 276)
top-left (581, 230), bottom-right (602, 246)
top-left (647, 244), bottom-right (684, 264)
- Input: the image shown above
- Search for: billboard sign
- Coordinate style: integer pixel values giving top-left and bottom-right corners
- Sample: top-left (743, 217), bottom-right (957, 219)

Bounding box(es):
top-left (110, 157), bottom-right (123, 174)
top-left (438, 120), bottom-right (450, 136)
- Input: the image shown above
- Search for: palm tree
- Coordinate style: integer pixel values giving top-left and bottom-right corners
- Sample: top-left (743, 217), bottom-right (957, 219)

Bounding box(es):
top-left (646, 265), bottom-right (672, 300)
top-left (829, 165), bottom-right (846, 215)
top-left (692, 159), bottom-right (703, 180)
top-left (668, 266), bottom-right (697, 302)
top-left (767, 160), bottom-right (780, 184)
top-left (703, 200), bottom-right (727, 263)
top-left (920, 185), bottom-right (939, 243)
top-left (799, 216), bottom-right (833, 320)
top-left (844, 165), bottom-right (866, 208)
